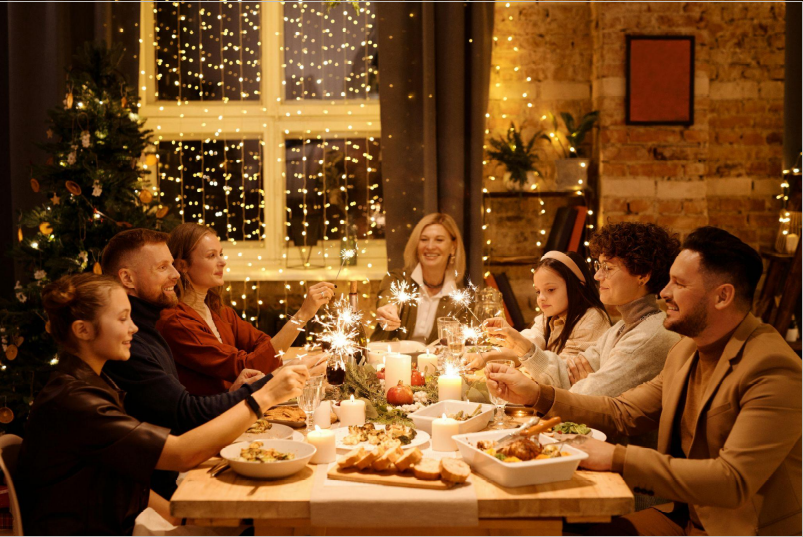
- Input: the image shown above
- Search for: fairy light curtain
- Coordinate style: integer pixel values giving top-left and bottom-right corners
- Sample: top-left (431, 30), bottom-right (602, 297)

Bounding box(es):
top-left (377, 3), bottom-right (493, 282)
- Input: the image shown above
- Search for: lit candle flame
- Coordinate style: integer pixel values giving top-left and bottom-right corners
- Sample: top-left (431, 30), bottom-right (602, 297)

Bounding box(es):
top-left (350, 394), bottom-right (355, 402)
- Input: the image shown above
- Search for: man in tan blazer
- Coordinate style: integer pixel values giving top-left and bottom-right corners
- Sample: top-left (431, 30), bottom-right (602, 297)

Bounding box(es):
top-left (486, 227), bottom-right (801, 535)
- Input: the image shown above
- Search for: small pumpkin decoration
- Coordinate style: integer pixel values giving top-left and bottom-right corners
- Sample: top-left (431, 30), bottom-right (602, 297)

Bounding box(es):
top-left (65, 181), bottom-right (82, 195)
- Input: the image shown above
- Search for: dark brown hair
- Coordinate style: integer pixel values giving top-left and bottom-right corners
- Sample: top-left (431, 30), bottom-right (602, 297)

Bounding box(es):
top-left (42, 273), bottom-right (123, 353)
top-left (535, 252), bottom-right (611, 353)
top-left (589, 222), bottom-right (680, 294)
top-left (101, 228), bottom-right (170, 278)
top-left (167, 222), bottom-right (223, 314)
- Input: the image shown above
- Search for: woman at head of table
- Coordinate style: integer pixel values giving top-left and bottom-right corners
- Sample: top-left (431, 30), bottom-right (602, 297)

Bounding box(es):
top-left (157, 223), bottom-right (331, 396)
top-left (17, 273), bottom-right (309, 536)
top-left (371, 212), bottom-right (469, 344)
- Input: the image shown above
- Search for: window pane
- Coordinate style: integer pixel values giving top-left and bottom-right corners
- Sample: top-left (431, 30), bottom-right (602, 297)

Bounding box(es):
top-left (155, 2), bottom-right (261, 101)
top-left (283, 3), bottom-right (378, 101)
top-left (157, 138), bottom-right (264, 241)
top-left (284, 136), bottom-right (384, 248)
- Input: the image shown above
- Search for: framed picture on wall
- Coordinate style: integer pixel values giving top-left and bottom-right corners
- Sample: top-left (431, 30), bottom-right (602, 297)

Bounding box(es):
top-left (626, 35), bottom-right (695, 126)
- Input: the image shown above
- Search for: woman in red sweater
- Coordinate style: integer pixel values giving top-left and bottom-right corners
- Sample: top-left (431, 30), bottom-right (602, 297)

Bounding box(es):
top-left (158, 223), bottom-right (334, 395)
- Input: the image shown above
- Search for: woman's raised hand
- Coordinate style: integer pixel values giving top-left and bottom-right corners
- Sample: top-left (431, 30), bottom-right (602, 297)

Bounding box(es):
top-left (259, 364), bottom-right (310, 408)
top-left (484, 361), bottom-right (540, 406)
top-left (297, 282), bottom-right (336, 322)
top-left (483, 318), bottom-right (534, 357)
top-left (376, 303), bottom-right (401, 331)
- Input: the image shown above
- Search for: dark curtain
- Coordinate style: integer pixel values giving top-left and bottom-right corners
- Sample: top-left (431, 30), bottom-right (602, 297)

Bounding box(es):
top-left (377, 2), bottom-right (494, 282)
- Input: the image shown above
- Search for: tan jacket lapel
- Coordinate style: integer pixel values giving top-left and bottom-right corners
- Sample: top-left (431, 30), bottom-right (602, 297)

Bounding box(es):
top-left (659, 341), bottom-right (697, 453)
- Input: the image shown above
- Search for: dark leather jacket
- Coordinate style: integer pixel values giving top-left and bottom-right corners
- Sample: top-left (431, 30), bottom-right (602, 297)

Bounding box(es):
top-left (17, 354), bottom-right (169, 535)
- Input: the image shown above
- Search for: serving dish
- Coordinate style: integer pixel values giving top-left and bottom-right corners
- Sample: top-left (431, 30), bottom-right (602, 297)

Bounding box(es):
top-left (408, 400), bottom-right (494, 435)
top-left (220, 439), bottom-right (315, 479)
top-left (333, 423), bottom-right (430, 451)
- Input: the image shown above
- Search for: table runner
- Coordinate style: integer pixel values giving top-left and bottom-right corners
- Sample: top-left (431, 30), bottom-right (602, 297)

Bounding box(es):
top-left (309, 449), bottom-right (479, 528)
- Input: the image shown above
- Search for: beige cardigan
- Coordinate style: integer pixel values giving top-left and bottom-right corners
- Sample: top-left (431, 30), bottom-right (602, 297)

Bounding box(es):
top-left (520, 308), bottom-right (610, 359)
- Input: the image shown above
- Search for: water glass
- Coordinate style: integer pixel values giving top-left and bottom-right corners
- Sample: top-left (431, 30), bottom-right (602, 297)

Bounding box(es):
top-left (438, 317), bottom-right (460, 344)
top-left (486, 359), bottom-right (517, 429)
top-left (298, 375), bottom-right (324, 433)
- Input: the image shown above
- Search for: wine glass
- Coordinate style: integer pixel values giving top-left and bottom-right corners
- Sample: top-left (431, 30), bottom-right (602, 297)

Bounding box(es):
top-left (486, 359), bottom-right (517, 429)
top-left (325, 355), bottom-right (346, 401)
top-left (298, 375), bottom-right (324, 434)
top-left (444, 323), bottom-right (465, 370)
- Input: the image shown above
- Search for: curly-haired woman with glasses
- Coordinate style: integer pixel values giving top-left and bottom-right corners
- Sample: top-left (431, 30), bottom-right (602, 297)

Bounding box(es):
top-left (486, 221), bottom-right (682, 397)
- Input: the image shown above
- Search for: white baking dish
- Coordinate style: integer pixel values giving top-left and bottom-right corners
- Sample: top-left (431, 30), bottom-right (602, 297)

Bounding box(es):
top-left (453, 430), bottom-right (588, 488)
top-left (408, 400), bottom-right (494, 435)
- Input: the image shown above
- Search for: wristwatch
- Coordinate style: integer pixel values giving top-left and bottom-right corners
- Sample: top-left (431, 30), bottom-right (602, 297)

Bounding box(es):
top-left (245, 393), bottom-right (262, 418)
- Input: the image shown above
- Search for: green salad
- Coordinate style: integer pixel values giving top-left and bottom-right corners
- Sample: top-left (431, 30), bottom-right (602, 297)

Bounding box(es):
top-left (552, 422), bottom-right (591, 435)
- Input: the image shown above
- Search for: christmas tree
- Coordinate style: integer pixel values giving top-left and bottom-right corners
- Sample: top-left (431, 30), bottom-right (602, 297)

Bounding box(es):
top-left (0, 42), bottom-right (174, 431)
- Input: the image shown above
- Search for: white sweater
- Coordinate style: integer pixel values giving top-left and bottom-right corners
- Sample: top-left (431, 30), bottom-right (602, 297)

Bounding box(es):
top-left (519, 294), bottom-right (681, 397)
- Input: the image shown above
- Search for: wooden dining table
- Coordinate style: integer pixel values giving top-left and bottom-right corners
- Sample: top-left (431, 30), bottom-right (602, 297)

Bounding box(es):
top-left (169, 348), bottom-right (635, 535)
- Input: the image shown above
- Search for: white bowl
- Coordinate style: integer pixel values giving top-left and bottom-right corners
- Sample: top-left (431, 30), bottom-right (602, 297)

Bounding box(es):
top-left (453, 430), bottom-right (588, 488)
top-left (408, 400), bottom-right (494, 435)
top-left (220, 440), bottom-right (316, 479)
top-left (366, 340), bottom-right (427, 365)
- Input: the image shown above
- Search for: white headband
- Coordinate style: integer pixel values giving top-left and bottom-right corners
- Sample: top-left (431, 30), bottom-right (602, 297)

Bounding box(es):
top-left (540, 251), bottom-right (587, 285)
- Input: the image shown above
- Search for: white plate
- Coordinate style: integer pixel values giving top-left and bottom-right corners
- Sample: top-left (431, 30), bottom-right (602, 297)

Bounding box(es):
top-left (235, 423), bottom-right (295, 443)
top-left (543, 427), bottom-right (607, 442)
top-left (333, 423), bottom-right (430, 451)
top-left (220, 439), bottom-right (315, 479)
top-left (409, 400), bottom-right (494, 435)
top-left (453, 430), bottom-right (588, 488)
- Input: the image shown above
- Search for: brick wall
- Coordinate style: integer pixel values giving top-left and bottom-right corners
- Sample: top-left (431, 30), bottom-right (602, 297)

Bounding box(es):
top-left (485, 1), bottom-right (786, 325)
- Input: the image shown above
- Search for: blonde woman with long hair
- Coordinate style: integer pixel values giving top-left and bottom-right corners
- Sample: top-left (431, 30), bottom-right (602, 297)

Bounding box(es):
top-left (372, 213), bottom-right (468, 344)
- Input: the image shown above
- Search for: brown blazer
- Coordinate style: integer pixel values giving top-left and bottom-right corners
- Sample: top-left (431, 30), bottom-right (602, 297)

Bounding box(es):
top-left (539, 314), bottom-right (801, 536)
top-left (370, 268), bottom-right (469, 343)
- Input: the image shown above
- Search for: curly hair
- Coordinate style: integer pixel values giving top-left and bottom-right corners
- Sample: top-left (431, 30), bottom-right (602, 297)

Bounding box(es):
top-left (589, 222), bottom-right (680, 294)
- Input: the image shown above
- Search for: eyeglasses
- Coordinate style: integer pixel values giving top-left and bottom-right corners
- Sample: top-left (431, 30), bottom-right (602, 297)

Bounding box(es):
top-left (593, 260), bottom-right (618, 278)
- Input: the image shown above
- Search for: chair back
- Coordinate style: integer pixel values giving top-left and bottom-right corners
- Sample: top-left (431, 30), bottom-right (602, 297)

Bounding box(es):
top-left (0, 435), bottom-right (23, 536)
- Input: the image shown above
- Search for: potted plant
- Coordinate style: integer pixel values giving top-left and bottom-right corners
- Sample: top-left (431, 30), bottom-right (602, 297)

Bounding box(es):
top-left (487, 122), bottom-right (549, 192)
top-left (546, 111), bottom-right (599, 190)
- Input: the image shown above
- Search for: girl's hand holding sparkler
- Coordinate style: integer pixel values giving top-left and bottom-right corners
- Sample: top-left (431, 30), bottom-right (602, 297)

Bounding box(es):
top-left (376, 303), bottom-right (402, 331)
top-left (297, 282), bottom-right (336, 322)
top-left (483, 317), bottom-right (534, 357)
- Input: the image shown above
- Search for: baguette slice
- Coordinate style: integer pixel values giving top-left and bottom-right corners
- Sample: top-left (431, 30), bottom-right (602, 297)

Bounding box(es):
top-left (394, 447), bottom-right (423, 472)
top-left (355, 446), bottom-right (385, 470)
top-left (337, 447), bottom-right (366, 469)
top-left (439, 458), bottom-right (470, 483)
top-left (412, 458), bottom-right (441, 480)
top-left (373, 446), bottom-right (404, 471)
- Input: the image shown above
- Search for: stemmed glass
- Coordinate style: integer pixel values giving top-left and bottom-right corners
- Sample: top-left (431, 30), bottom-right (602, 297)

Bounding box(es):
top-left (325, 355), bottom-right (346, 401)
top-left (298, 375), bottom-right (325, 434)
top-left (486, 359), bottom-right (517, 429)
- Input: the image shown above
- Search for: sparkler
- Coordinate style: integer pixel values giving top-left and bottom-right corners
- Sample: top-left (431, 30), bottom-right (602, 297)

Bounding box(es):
top-left (334, 248), bottom-right (357, 282)
top-left (313, 295), bottom-right (366, 369)
top-left (389, 279), bottom-right (420, 309)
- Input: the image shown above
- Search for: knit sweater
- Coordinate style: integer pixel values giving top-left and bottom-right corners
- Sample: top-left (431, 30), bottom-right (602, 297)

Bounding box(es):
top-left (519, 294), bottom-right (681, 397)
top-left (520, 308), bottom-right (611, 359)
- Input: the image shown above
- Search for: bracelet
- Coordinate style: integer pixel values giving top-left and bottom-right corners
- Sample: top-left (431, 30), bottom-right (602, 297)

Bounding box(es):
top-left (245, 393), bottom-right (262, 418)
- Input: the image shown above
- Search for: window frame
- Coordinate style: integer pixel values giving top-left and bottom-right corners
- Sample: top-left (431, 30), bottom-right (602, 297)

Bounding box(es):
top-left (137, 1), bottom-right (386, 281)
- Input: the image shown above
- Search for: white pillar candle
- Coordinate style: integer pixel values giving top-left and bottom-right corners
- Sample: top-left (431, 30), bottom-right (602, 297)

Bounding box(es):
top-left (339, 395), bottom-right (366, 427)
top-left (786, 233), bottom-right (800, 254)
top-left (313, 400), bottom-right (331, 429)
top-left (431, 413), bottom-right (460, 451)
top-left (307, 425), bottom-right (337, 464)
top-left (438, 374), bottom-right (463, 402)
top-left (384, 353), bottom-right (412, 395)
top-left (417, 353), bottom-right (439, 375)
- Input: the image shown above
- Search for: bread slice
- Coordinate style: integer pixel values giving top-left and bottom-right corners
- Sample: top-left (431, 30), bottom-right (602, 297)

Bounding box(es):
top-left (394, 448), bottom-right (423, 472)
top-left (372, 446), bottom-right (404, 471)
top-left (354, 446), bottom-right (385, 470)
top-left (412, 458), bottom-right (441, 480)
top-left (337, 447), bottom-right (366, 469)
top-left (439, 458), bottom-right (470, 483)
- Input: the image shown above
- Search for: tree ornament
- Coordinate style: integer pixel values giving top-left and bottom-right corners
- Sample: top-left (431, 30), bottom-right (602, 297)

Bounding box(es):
top-left (67, 148), bottom-right (77, 166)
top-left (93, 262), bottom-right (102, 275)
top-left (30, 178), bottom-right (40, 192)
top-left (139, 190), bottom-right (153, 204)
top-left (156, 206), bottom-right (169, 218)
top-left (121, 95), bottom-right (128, 108)
top-left (5, 345), bottom-right (18, 361)
top-left (130, 158), bottom-right (137, 169)
top-left (13, 336), bottom-right (24, 347)
top-left (0, 405), bottom-right (14, 425)
top-left (145, 153), bottom-right (158, 167)
top-left (45, 321), bottom-right (51, 334)
top-left (81, 130), bottom-right (91, 148)
top-left (46, 128), bottom-right (53, 139)
top-left (38, 222), bottom-right (53, 235)
top-left (34, 270), bottom-right (46, 281)
top-left (65, 181), bottom-right (82, 195)
top-left (91, 180), bottom-right (102, 197)
top-left (50, 193), bottom-right (61, 205)
top-left (66, 92), bottom-right (74, 109)
top-left (17, 228), bottom-right (23, 242)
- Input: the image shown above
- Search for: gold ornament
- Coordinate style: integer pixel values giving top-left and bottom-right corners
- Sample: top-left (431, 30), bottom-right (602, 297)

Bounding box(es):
top-left (17, 228), bottom-right (23, 242)
top-left (65, 181), bottom-right (82, 195)
top-left (13, 336), bottom-right (23, 347)
top-left (39, 222), bottom-right (53, 235)
top-left (0, 407), bottom-right (13, 425)
top-left (145, 154), bottom-right (158, 167)
top-left (5, 345), bottom-right (18, 361)
top-left (45, 321), bottom-right (51, 334)
top-left (93, 262), bottom-right (102, 275)
top-left (46, 128), bottom-right (53, 139)
top-left (30, 178), bottom-right (40, 192)
top-left (121, 95), bottom-right (128, 108)
top-left (66, 92), bottom-right (73, 108)
top-left (51, 193), bottom-right (61, 205)
top-left (156, 206), bottom-right (169, 219)
top-left (139, 190), bottom-right (153, 204)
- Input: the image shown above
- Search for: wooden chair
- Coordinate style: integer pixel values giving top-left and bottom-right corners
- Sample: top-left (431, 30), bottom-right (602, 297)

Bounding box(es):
top-left (0, 435), bottom-right (23, 536)
top-left (755, 243), bottom-right (802, 349)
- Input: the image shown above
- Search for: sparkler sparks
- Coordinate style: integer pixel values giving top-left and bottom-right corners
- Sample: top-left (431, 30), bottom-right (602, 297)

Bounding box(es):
top-left (334, 248), bottom-right (358, 281)
top-left (313, 295), bottom-right (365, 365)
top-left (389, 279), bottom-right (420, 309)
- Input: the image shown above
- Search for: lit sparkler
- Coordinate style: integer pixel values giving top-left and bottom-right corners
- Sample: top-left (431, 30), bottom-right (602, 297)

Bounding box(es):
top-left (389, 279), bottom-right (420, 309)
top-left (313, 295), bottom-right (365, 368)
top-left (334, 248), bottom-right (357, 281)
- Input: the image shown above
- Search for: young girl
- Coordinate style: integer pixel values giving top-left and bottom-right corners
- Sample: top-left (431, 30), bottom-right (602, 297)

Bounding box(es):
top-left (468, 251), bottom-right (610, 376)
top-left (17, 273), bottom-right (308, 535)
top-left (158, 223), bottom-right (331, 395)
top-left (487, 222), bottom-right (682, 397)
